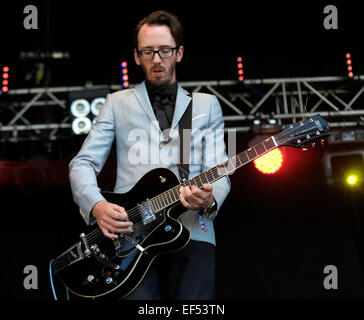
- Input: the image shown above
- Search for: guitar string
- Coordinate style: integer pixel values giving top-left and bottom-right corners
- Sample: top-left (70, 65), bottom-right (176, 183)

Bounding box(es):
top-left (84, 125), bottom-right (315, 244)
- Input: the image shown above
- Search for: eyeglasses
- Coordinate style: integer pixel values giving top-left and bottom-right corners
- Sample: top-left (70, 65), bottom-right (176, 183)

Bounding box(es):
top-left (137, 46), bottom-right (179, 60)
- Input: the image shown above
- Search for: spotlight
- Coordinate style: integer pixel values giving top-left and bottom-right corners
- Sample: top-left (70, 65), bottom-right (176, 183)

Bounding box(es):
top-left (324, 151), bottom-right (364, 186)
top-left (72, 117), bottom-right (92, 135)
top-left (254, 148), bottom-right (284, 174)
top-left (90, 97), bottom-right (105, 116)
top-left (70, 99), bottom-right (91, 118)
top-left (347, 175), bottom-right (358, 185)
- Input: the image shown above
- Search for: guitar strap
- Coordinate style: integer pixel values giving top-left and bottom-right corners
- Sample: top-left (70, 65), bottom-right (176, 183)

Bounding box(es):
top-left (177, 93), bottom-right (192, 182)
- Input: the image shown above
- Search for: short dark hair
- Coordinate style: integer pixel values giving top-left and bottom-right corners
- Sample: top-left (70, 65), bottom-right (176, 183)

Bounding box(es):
top-left (133, 11), bottom-right (183, 49)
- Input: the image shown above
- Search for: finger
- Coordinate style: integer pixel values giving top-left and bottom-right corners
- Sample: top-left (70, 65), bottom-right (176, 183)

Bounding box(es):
top-left (191, 185), bottom-right (204, 197)
top-left (110, 206), bottom-right (128, 221)
top-left (179, 193), bottom-right (191, 209)
top-left (105, 222), bottom-right (133, 234)
top-left (182, 185), bottom-right (192, 197)
top-left (185, 186), bottom-right (204, 205)
top-left (104, 216), bottom-right (133, 230)
top-left (201, 183), bottom-right (212, 192)
top-left (112, 203), bottom-right (126, 213)
top-left (100, 226), bottom-right (118, 239)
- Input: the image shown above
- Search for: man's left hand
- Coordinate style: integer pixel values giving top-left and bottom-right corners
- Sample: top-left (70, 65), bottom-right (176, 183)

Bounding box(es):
top-left (179, 183), bottom-right (213, 210)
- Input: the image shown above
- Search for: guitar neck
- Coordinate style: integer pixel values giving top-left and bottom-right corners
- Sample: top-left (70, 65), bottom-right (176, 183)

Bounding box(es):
top-left (150, 135), bottom-right (278, 212)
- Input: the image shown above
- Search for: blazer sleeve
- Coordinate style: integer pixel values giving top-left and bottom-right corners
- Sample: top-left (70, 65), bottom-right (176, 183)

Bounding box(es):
top-left (202, 95), bottom-right (231, 220)
top-left (69, 94), bottom-right (116, 225)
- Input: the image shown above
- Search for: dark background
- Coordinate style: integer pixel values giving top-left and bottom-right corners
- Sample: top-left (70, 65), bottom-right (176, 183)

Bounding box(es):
top-left (0, 1), bottom-right (364, 301)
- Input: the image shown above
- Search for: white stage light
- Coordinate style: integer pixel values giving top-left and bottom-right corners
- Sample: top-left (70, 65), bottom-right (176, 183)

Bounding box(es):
top-left (72, 117), bottom-right (92, 135)
top-left (90, 97), bottom-right (105, 116)
top-left (70, 99), bottom-right (90, 118)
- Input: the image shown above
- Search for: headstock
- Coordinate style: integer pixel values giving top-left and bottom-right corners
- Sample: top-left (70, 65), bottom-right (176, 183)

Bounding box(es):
top-left (274, 114), bottom-right (329, 148)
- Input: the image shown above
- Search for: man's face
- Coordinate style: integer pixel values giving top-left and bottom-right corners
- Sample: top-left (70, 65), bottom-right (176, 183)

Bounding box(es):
top-left (134, 24), bottom-right (184, 87)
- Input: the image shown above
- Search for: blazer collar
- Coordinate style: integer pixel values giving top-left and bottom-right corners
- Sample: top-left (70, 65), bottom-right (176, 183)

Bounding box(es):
top-left (134, 81), bottom-right (192, 136)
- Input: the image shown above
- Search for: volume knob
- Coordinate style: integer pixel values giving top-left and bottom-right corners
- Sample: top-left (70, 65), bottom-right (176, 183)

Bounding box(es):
top-left (105, 277), bottom-right (113, 285)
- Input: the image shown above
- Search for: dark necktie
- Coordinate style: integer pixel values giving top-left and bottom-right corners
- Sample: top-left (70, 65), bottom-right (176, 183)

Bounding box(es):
top-left (147, 82), bottom-right (178, 132)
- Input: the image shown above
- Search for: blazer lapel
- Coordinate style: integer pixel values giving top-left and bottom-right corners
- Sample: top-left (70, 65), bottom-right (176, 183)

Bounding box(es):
top-left (170, 84), bottom-right (192, 134)
top-left (133, 81), bottom-right (160, 132)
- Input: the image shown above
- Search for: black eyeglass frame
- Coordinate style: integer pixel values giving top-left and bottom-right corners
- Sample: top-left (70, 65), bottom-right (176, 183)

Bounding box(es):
top-left (137, 46), bottom-right (180, 60)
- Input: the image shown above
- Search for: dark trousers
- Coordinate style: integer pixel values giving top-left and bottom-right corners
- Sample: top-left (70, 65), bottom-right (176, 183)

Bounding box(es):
top-left (124, 240), bottom-right (215, 300)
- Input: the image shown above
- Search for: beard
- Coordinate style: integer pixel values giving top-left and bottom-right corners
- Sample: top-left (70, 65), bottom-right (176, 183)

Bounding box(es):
top-left (142, 62), bottom-right (177, 88)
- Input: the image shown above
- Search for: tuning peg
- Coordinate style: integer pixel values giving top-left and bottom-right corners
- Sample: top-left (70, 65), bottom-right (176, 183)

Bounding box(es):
top-left (311, 142), bottom-right (316, 148)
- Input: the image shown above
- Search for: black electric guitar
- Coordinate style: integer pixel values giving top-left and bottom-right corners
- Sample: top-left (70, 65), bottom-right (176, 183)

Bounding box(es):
top-left (52, 114), bottom-right (329, 299)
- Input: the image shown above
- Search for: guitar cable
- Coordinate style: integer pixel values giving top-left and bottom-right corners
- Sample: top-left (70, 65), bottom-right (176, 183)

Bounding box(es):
top-left (49, 259), bottom-right (69, 301)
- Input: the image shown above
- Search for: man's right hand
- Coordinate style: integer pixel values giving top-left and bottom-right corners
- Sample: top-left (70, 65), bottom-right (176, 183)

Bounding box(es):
top-left (92, 201), bottom-right (133, 239)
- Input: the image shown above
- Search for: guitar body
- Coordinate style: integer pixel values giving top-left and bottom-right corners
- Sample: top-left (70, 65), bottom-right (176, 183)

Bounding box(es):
top-left (53, 168), bottom-right (190, 299)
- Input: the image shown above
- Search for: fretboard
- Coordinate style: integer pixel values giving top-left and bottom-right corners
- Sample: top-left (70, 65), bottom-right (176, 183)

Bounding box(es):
top-left (150, 136), bottom-right (278, 212)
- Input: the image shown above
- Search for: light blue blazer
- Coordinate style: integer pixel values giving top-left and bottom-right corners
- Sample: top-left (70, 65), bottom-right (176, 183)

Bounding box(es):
top-left (69, 81), bottom-right (231, 245)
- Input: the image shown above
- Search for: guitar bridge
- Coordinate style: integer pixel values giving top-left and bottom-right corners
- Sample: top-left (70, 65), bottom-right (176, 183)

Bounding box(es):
top-left (139, 199), bottom-right (156, 225)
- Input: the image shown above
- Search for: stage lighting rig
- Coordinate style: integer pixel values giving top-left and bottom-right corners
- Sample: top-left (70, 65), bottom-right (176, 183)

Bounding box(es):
top-left (70, 99), bottom-right (92, 135)
top-left (69, 88), bottom-right (109, 135)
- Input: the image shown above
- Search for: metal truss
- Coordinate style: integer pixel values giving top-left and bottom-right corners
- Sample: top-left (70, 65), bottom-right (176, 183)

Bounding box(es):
top-left (1, 75), bottom-right (364, 142)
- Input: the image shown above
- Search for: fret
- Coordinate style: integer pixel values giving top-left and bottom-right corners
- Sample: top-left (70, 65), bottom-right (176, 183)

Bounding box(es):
top-left (216, 162), bottom-right (229, 177)
top-left (208, 171), bottom-right (215, 183)
top-left (168, 190), bottom-right (175, 203)
top-left (263, 137), bottom-right (275, 150)
top-left (153, 195), bottom-right (160, 209)
top-left (167, 191), bottom-right (173, 204)
top-left (198, 175), bottom-right (204, 186)
top-left (254, 143), bottom-right (266, 157)
top-left (246, 147), bottom-right (257, 160)
top-left (173, 189), bottom-right (179, 202)
top-left (239, 152), bottom-right (249, 165)
top-left (173, 188), bottom-right (180, 202)
top-left (209, 168), bottom-right (215, 181)
top-left (193, 176), bottom-right (200, 188)
top-left (150, 200), bottom-right (157, 212)
top-left (236, 154), bottom-right (243, 167)
top-left (160, 194), bottom-right (168, 208)
top-left (261, 141), bottom-right (267, 151)
top-left (229, 157), bottom-right (238, 171)
top-left (154, 199), bottom-right (161, 212)
top-left (185, 180), bottom-right (192, 188)
top-left (214, 167), bottom-right (220, 178)
top-left (201, 172), bottom-right (209, 185)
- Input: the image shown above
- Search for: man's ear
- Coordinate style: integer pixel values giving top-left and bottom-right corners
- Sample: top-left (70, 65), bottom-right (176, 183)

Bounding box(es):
top-left (134, 48), bottom-right (141, 66)
top-left (176, 45), bottom-right (184, 63)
